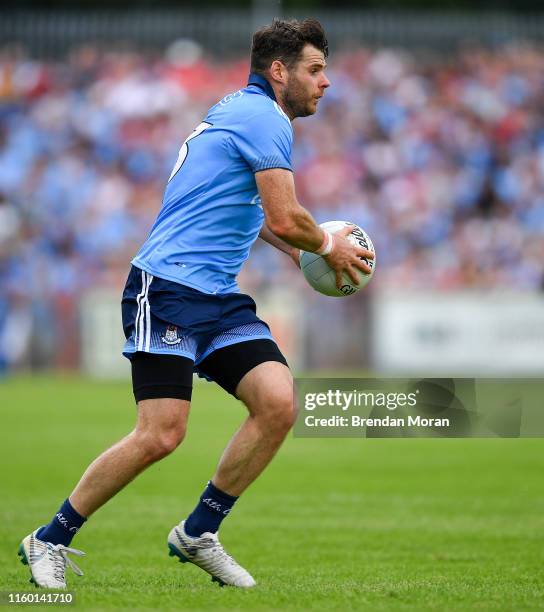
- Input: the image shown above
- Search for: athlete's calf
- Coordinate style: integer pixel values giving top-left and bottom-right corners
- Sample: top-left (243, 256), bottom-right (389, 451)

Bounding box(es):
top-left (212, 361), bottom-right (295, 497)
top-left (70, 398), bottom-right (190, 518)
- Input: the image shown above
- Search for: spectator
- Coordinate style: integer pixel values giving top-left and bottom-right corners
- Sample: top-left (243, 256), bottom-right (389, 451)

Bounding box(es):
top-left (1, 43), bottom-right (543, 370)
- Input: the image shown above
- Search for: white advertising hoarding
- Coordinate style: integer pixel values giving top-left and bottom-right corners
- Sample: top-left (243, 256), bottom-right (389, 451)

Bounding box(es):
top-left (80, 290), bottom-right (130, 379)
top-left (374, 292), bottom-right (544, 375)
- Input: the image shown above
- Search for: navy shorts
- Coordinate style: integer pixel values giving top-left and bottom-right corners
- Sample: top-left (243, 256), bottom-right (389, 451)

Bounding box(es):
top-left (121, 266), bottom-right (287, 397)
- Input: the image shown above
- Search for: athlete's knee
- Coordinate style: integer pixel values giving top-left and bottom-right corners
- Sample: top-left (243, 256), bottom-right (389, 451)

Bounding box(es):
top-left (133, 424), bottom-right (186, 462)
top-left (153, 428), bottom-right (186, 459)
top-left (133, 397), bottom-right (190, 462)
top-left (140, 429), bottom-right (185, 462)
top-left (275, 395), bottom-right (297, 434)
top-left (238, 362), bottom-right (295, 435)
top-left (260, 388), bottom-right (296, 437)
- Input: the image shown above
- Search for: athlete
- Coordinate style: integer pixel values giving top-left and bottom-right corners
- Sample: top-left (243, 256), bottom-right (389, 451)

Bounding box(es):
top-left (19, 18), bottom-right (373, 589)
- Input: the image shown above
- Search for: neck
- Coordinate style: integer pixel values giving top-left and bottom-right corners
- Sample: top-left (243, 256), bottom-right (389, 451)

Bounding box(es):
top-left (247, 73), bottom-right (276, 101)
top-left (247, 72), bottom-right (294, 121)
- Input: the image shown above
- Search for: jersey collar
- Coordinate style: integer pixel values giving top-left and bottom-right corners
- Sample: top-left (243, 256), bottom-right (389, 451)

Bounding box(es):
top-left (247, 73), bottom-right (277, 102)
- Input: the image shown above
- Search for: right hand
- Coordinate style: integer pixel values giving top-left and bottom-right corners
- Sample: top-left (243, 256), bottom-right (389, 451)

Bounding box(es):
top-left (324, 226), bottom-right (374, 289)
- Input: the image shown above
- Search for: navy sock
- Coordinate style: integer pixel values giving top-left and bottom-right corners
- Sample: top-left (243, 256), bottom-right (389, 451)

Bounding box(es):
top-left (184, 481), bottom-right (238, 537)
top-left (36, 499), bottom-right (87, 547)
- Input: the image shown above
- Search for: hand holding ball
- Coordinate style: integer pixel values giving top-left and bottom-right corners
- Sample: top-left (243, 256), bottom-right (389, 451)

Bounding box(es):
top-left (299, 221), bottom-right (376, 297)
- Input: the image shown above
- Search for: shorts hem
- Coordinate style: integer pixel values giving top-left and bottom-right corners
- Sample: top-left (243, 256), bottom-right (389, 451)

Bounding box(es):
top-left (195, 333), bottom-right (273, 365)
top-left (123, 347), bottom-right (196, 361)
top-left (134, 384), bottom-right (192, 403)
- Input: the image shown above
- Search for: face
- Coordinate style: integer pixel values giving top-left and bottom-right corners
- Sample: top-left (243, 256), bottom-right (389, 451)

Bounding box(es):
top-left (281, 44), bottom-right (330, 119)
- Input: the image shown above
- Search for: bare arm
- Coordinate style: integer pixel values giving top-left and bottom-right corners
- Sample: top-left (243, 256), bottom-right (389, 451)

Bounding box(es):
top-left (255, 168), bottom-right (373, 287)
top-left (259, 224), bottom-right (300, 268)
top-left (255, 169), bottom-right (324, 252)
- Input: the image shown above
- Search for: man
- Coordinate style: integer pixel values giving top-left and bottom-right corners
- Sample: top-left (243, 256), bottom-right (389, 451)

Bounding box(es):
top-left (19, 18), bottom-right (372, 589)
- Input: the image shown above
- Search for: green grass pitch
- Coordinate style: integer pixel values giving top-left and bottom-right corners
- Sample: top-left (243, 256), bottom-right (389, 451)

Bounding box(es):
top-left (1, 376), bottom-right (543, 610)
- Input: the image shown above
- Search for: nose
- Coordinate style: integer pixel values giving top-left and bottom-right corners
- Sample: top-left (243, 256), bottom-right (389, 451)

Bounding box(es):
top-left (321, 73), bottom-right (331, 90)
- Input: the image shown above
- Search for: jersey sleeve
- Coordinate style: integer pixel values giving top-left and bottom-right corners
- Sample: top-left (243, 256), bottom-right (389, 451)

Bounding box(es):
top-left (232, 109), bottom-right (293, 173)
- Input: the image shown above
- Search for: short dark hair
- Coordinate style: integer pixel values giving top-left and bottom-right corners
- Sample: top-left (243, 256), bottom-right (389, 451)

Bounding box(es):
top-left (250, 18), bottom-right (329, 76)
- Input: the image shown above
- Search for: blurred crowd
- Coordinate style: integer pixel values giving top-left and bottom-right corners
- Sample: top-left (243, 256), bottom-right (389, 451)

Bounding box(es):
top-left (1, 42), bottom-right (544, 370)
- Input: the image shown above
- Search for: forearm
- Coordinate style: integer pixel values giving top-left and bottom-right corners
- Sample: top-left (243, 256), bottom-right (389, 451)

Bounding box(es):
top-left (267, 206), bottom-right (324, 252)
top-left (256, 168), bottom-right (324, 252)
top-left (259, 223), bottom-right (301, 268)
top-left (259, 224), bottom-right (295, 256)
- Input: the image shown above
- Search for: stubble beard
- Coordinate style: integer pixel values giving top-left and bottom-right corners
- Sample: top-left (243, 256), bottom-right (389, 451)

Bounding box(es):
top-left (282, 75), bottom-right (314, 119)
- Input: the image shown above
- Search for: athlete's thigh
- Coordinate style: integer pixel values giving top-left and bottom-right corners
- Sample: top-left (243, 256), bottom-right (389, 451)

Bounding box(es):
top-left (130, 350), bottom-right (194, 401)
top-left (196, 338), bottom-right (289, 401)
top-left (135, 397), bottom-right (191, 441)
top-left (194, 288), bottom-right (289, 399)
top-left (235, 360), bottom-right (293, 418)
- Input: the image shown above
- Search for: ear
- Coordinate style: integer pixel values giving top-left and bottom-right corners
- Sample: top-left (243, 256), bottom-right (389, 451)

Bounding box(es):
top-left (269, 60), bottom-right (287, 84)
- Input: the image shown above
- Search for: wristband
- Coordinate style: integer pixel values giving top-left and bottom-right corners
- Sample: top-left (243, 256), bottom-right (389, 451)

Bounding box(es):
top-left (315, 230), bottom-right (334, 256)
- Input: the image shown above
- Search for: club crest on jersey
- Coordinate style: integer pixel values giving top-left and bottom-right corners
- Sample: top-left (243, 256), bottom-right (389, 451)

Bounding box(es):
top-left (162, 325), bottom-right (181, 345)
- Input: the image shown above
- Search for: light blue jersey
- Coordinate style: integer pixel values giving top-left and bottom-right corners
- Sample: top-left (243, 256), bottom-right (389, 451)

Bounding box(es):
top-left (132, 74), bottom-right (293, 295)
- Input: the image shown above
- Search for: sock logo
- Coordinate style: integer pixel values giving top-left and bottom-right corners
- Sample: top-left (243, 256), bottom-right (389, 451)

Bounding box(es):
top-left (202, 498), bottom-right (231, 515)
top-left (56, 512), bottom-right (80, 533)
